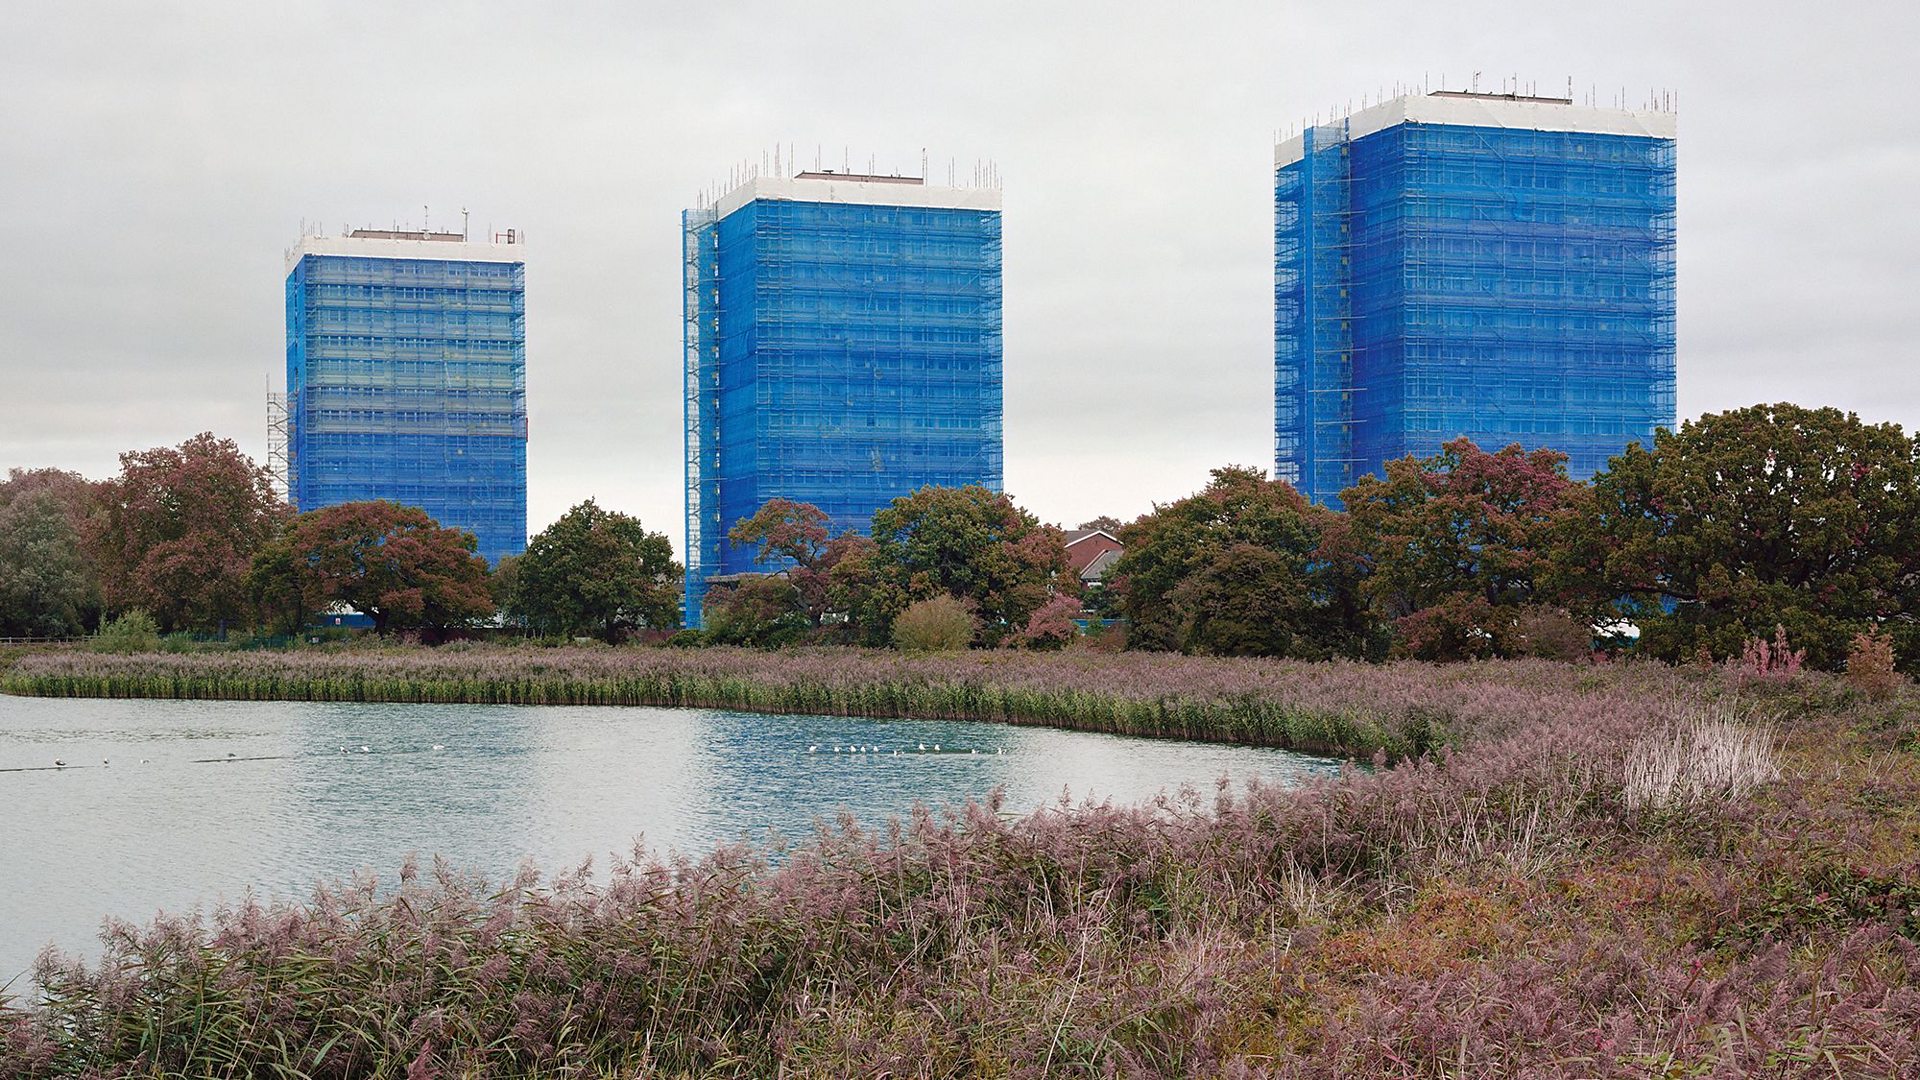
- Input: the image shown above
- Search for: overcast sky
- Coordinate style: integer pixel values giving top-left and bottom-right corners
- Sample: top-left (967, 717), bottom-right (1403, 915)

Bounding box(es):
top-left (3, 1), bottom-right (1917, 542)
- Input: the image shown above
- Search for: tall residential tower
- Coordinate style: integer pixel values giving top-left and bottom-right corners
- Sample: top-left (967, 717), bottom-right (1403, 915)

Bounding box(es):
top-left (1275, 90), bottom-right (1677, 503)
top-left (285, 227), bottom-right (528, 563)
top-left (682, 171), bottom-right (1003, 626)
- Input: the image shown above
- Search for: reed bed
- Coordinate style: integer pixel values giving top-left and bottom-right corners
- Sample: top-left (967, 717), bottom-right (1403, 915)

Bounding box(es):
top-left (4, 674), bottom-right (1914, 1077)
top-left (0, 646), bottom-right (1722, 758)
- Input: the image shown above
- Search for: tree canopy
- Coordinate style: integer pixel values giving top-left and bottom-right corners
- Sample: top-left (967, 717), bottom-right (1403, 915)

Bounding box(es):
top-left (0, 470), bottom-right (100, 637)
top-left (1343, 439), bottom-right (1585, 660)
top-left (90, 433), bottom-right (287, 633)
top-left (284, 501), bottom-right (493, 636)
top-left (865, 484), bottom-right (1072, 645)
top-left (505, 499), bottom-right (679, 641)
top-left (1575, 403), bottom-right (1920, 669)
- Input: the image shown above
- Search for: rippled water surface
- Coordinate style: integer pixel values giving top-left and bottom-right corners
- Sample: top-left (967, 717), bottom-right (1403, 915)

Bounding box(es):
top-left (1, 696), bottom-right (1338, 982)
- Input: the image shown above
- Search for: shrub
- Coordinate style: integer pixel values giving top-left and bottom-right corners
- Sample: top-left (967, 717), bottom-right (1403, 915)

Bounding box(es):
top-left (890, 595), bottom-right (977, 652)
top-left (666, 628), bottom-right (709, 649)
top-left (1010, 593), bottom-right (1081, 650)
top-left (91, 609), bottom-right (159, 653)
top-left (1846, 629), bottom-right (1903, 701)
top-left (1509, 606), bottom-right (1593, 662)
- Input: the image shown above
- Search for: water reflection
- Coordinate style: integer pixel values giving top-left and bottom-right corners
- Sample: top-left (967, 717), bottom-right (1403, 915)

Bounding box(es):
top-left (0, 697), bottom-right (1338, 983)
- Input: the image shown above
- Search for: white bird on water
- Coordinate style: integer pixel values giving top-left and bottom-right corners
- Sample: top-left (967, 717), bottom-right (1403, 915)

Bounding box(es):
top-left (359, 745), bottom-right (371, 754)
top-left (917, 743), bottom-right (926, 752)
top-left (431, 744), bottom-right (445, 751)
top-left (807, 745), bottom-right (818, 754)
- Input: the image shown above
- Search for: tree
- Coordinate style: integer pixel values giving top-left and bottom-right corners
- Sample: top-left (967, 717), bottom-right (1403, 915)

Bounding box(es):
top-left (89, 433), bottom-right (287, 633)
top-left (0, 474), bottom-right (101, 637)
top-left (703, 575), bottom-right (809, 647)
top-left (1342, 439), bottom-right (1585, 661)
top-left (1077, 515), bottom-right (1124, 533)
top-left (728, 499), bottom-right (861, 629)
top-left (285, 501), bottom-right (493, 636)
top-left (1574, 403), bottom-right (1920, 670)
top-left (865, 485), bottom-right (1073, 645)
top-left (1112, 465), bottom-right (1370, 658)
top-left (506, 500), bottom-right (680, 641)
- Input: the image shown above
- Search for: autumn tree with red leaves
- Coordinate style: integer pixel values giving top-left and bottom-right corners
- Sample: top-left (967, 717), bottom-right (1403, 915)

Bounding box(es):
top-left (1342, 438), bottom-right (1588, 661)
top-left (89, 433), bottom-right (288, 633)
top-left (285, 501), bottom-right (493, 636)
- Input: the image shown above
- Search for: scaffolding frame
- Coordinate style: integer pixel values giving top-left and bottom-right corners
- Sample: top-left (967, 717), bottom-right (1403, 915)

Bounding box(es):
top-left (1277, 110), bottom-right (1677, 504)
top-left (285, 252), bottom-right (529, 563)
top-left (682, 191), bottom-right (1003, 627)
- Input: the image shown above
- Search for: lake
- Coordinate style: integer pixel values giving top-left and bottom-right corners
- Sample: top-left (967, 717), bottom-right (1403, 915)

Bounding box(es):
top-left (0, 696), bottom-right (1339, 984)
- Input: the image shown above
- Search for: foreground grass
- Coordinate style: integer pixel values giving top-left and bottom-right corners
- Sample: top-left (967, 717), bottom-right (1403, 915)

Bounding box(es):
top-left (3, 667), bottom-right (1916, 1077)
top-left (1, 645), bottom-right (1720, 758)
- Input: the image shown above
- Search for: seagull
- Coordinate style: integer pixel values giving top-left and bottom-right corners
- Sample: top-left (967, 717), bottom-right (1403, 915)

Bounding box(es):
top-left (359, 746), bottom-right (370, 754)
top-left (140, 758), bottom-right (150, 764)
top-left (917, 743), bottom-right (926, 752)
top-left (892, 749), bottom-right (901, 757)
top-left (54, 759), bottom-right (66, 768)
top-left (971, 749), bottom-right (979, 755)
top-left (997, 748), bottom-right (1005, 756)
top-left (933, 744), bottom-right (941, 752)
top-left (431, 744), bottom-right (445, 751)
top-left (807, 745), bottom-right (818, 753)
top-left (102, 759), bottom-right (110, 766)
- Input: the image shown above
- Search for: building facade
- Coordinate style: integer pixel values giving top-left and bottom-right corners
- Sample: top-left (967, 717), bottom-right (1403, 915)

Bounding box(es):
top-left (1275, 91), bottom-right (1677, 504)
top-left (682, 172), bottom-right (1003, 626)
top-left (285, 228), bottom-right (528, 563)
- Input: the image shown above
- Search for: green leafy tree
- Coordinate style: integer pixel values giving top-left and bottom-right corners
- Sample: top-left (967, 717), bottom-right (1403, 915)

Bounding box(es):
top-left (1112, 466), bottom-right (1370, 658)
top-left (286, 501), bottom-right (493, 636)
top-left (864, 485), bottom-right (1072, 645)
top-left (0, 471), bottom-right (101, 637)
top-left (507, 500), bottom-right (680, 641)
top-left (1573, 403), bottom-right (1920, 670)
top-left (89, 434), bottom-right (287, 633)
top-left (1342, 439), bottom-right (1585, 661)
top-left (244, 534), bottom-right (309, 637)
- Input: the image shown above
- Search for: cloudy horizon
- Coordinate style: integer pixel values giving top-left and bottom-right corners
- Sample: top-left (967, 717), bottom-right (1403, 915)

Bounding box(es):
top-left (3, 1), bottom-right (1916, 542)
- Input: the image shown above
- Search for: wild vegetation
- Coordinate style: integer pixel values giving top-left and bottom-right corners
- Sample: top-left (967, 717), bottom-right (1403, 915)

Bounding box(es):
top-left (8, 403), bottom-right (1920, 671)
top-left (3, 667), bottom-right (1915, 1077)
top-left (0, 648), bottom-right (1700, 758)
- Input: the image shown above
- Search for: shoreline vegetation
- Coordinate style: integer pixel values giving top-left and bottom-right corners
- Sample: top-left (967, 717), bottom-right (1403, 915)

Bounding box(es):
top-left (0, 646), bottom-right (1740, 759)
top-left (4, 662), bottom-right (1917, 1075)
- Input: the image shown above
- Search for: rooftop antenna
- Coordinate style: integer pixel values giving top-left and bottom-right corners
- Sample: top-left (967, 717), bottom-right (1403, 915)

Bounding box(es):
top-left (461, 207), bottom-right (469, 241)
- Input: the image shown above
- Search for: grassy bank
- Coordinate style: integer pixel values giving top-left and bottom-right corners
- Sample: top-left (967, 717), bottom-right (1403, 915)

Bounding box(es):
top-left (0, 645), bottom-right (1728, 759)
top-left (3, 668), bottom-right (1914, 1076)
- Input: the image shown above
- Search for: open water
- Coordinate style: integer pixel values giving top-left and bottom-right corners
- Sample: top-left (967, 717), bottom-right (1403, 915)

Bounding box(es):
top-left (0, 696), bottom-right (1339, 985)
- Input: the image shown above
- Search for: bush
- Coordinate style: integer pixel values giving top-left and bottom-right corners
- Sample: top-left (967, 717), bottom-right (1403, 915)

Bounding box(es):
top-left (91, 610), bottom-right (160, 653)
top-left (890, 595), bottom-right (977, 652)
top-left (1510, 606), bottom-right (1594, 662)
top-left (1010, 593), bottom-right (1081, 650)
top-left (666, 628), bottom-right (709, 649)
top-left (1846, 629), bottom-right (1903, 701)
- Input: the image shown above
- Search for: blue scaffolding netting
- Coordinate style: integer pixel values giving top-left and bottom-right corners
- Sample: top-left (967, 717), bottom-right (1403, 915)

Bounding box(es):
top-left (286, 253), bottom-right (528, 564)
top-left (683, 194), bottom-right (1004, 627)
top-left (1276, 113), bottom-right (1677, 504)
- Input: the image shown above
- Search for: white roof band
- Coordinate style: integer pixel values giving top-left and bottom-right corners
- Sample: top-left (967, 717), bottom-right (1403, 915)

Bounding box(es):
top-left (1275, 94), bottom-right (1677, 168)
top-left (710, 176), bottom-right (1001, 220)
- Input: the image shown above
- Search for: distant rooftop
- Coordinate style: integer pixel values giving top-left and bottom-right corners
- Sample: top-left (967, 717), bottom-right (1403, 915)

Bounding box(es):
top-left (1428, 89), bottom-right (1574, 105)
top-left (285, 225), bottom-right (525, 274)
top-left (793, 170), bottom-right (924, 185)
top-left (703, 170), bottom-right (1000, 219)
top-left (348, 228), bottom-right (468, 243)
top-left (1275, 89), bottom-right (1676, 167)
